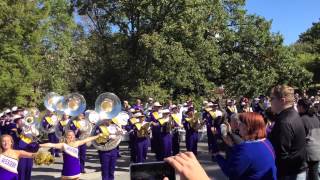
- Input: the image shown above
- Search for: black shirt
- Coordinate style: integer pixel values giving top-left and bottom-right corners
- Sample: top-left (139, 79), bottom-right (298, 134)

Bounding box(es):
top-left (268, 107), bottom-right (307, 177)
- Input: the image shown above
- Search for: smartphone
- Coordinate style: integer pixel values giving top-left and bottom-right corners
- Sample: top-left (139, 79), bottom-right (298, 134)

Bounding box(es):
top-left (130, 161), bottom-right (176, 180)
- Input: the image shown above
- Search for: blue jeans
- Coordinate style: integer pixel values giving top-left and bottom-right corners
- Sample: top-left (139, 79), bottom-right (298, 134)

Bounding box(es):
top-left (279, 171), bottom-right (306, 180)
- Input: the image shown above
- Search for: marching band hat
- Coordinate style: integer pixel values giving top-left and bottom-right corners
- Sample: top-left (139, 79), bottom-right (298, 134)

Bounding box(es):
top-left (133, 112), bottom-right (145, 118)
top-left (161, 109), bottom-right (170, 114)
top-left (153, 102), bottom-right (162, 107)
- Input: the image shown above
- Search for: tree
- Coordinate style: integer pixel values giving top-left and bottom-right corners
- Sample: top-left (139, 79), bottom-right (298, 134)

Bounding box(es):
top-left (294, 20), bottom-right (320, 85)
top-left (0, 0), bottom-right (48, 108)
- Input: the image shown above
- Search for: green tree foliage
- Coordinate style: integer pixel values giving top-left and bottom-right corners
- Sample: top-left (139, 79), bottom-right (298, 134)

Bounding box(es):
top-left (75, 0), bottom-right (311, 99)
top-left (293, 20), bottom-right (320, 85)
top-left (0, 0), bottom-right (314, 109)
top-left (0, 0), bottom-right (48, 107)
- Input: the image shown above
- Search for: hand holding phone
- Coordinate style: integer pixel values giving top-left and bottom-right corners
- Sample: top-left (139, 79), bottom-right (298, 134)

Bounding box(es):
top-left (130, 161), bottom-right (175, 180)
top-left (164, 152), bottom-right (210, 180)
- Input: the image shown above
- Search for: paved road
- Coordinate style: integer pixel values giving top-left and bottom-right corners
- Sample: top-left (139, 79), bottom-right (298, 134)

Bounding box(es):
top-left (32, 142), bottom-right (227, 180)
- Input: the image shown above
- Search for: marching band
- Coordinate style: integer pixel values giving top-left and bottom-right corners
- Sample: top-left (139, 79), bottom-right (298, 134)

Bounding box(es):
top-left (1, 90), bottom-right (316, 180)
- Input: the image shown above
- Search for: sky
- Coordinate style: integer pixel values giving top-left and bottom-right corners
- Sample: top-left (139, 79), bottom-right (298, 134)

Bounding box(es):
top-left (245, 0), bottom-right (320, 45)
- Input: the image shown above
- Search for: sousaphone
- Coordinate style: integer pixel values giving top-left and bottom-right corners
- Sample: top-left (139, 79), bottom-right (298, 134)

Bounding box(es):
top-left (91, 120), bottom-right (123, 151)
top-left (91, 92), bottom-right (123, 151)
top-left (63, 93), bottom-right (92, 140)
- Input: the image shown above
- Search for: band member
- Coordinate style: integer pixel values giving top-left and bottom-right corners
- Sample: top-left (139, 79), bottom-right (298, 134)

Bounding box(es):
top-left (148, 102), bottom-right (163, 161)
top-left (132, 99), bottom-right (143, 112)
top-left (2, 109), bottom-right (12, 135)
top-left (124, 109), bottom-right (138, 162)
top-left (7, 116), bottom-right (23, 149)
top-left (183, 107), bottom-right (201, 156)
top-left (170, 105), bottom-right (183, 155)
top-left (40, 130), bottom-right (101, 180)
top-left (209, 102), bottom-right (223, 154)
top-left (94, 120), bottom-right (123, 180)
top-left (41, 110), bottom-right (60, 157)
top-left (132, 112), bottom-right (150, 163)
top-left (0, 135), bottom-right (37, 180)
top-left (122, 100), bottom-right (131, 111)
top-left (225, 99), bottom-right (238, 121)
top-left (238, 98), bottom-right (253, 113)
top-left (57, 114), bottom-right (70, 137)
top-left (18, 136), bottom-right (39, 180)
top-left (68, 114), bottom-right (87, 173)
top-left (158, 109), bottom-right (173, 159)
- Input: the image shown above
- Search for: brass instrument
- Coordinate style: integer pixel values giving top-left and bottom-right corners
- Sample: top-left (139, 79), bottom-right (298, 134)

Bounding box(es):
top-left (44, 92), bottom-right (64, 113)
top-left (186, 112), bottom-right (205, 131)
top-left (91, 92), bottom-right (123, 151)
top-left (136, 122), bottom-right (151, 138)
top-left (91, 120), bottom-right (123, 151)
top-left (95, 92), bottom-right (121, 121)
top-left (65, 117), bottom-right (92, 140)
top-left (21, 109), bottom-right (40, 140)
top-left (62, 93), bottom-right (86, 117)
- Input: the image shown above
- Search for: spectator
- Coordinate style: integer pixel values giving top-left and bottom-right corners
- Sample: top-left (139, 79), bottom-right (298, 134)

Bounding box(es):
top-left (268, 85), bottom-right (307, 180)
top-left (213, 112), bottom-right (276, 180)
top-left (297, 98), bottom-right (320, 180)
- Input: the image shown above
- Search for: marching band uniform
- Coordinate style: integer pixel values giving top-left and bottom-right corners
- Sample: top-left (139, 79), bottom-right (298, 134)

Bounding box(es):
top-left (124, 113), bottom-right (137, 162)
top-left (225, 100), bottom-right (237, 121)
top-left (69, 116), bottom-right (87, 173)
top-left (8, 119), bottom-right (23, 149)
top-left (17, 136), bottom-right (39, 180)
top-left (148, 102), bottom-right (162, 161)
top-left (41, 113), bottom-right (60, 157)
top-left (95, 122), bottom-right (120, 180)
top-left (132, 113), bottom-right (150, 163)
top-left (158, 110), bottom-right (173, 160)
top-left (170, 106), bottom-right (182, 155)
top-left (209, 107), bottom-right (223, 154)
top-left (183, 108), bottom-right (199, 156)
top-left (57, 115), bottom-right (70, 137)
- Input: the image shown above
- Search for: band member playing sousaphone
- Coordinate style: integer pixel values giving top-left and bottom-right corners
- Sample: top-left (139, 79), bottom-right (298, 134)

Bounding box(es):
top-left (170, 105), bottom-right (183, 155)
top-left (91, 92), bottom-right (124, 180)
top-left (93, 119), bottom-right (124, 180)
top-left (132, 112), bottom-right (150, 163)
top-left (17, 110), bottom-right (41, 180)
top-left (40, 130), bottom-right (101, 180)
